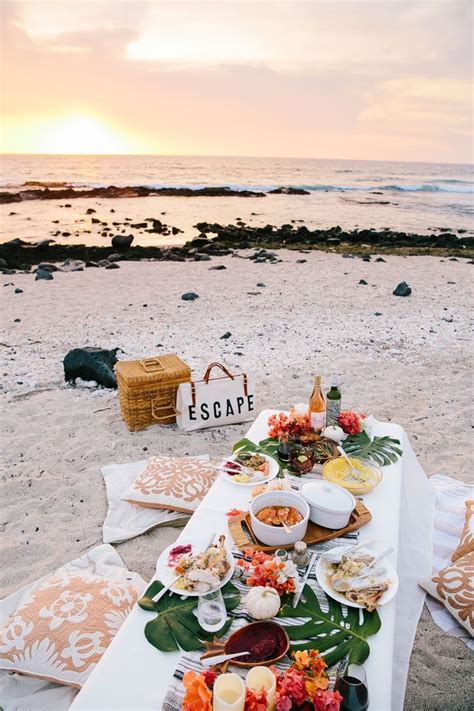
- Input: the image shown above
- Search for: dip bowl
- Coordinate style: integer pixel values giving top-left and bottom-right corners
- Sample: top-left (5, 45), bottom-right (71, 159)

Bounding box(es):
top-left (224, 621), bottom-right (290, 667)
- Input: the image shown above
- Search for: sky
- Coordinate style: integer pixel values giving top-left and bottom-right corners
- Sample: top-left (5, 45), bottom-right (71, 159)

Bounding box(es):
top-left (0, 0), bottom-right (473, 162)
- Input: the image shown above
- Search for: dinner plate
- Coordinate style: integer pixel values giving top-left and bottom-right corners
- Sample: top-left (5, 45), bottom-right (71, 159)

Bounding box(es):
top-left (316, 544), bottom-right (399, 609)
top-left (220, 452), bottom-right (279, 487)
top-left (155, 536), bottom-right (235, 597)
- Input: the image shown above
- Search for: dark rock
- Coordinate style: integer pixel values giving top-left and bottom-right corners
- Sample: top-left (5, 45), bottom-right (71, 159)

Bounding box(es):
top-left (220, 331), bottom-right (232, 339)
top-left (181, 292), bottom-right (199, 301)
top-left (0, 258), bottom-right (8, 268)
top-left (37, 239), bottom-right (55, 247)
top-left (105, 262), bottom-right (120, 269)
top-left (86, 208), bottom-right (96, 214)
top-left (256, 283), bottom-right (265, 287)
top-left (97, 259), bottom-right (111, 268)
top-left (362, 256), bottom-right (371, 262)
top-left (14, 318), bottom-right (21, 322)
top-left (37, 262), bottom-right (59, 272)
top-left (171, 226), bottom-right (182, 235)
top-left (64, 204), bottom-right (71, 208)
top-left (393, 281), bottom-right (412, 297)
top-left (63, 347), bottom-right (119, 388)
top-left (374, 312), bottom-right (383, 316)
top-left (62, 232), bottom-right (71, 237)
top-left (130, 222), bottom-right (148, 229)
top-left (296, 259), bottom-right (307, 263)
top-left (359, 279), bottom-right (368, 285)
top-left (61, 258), bottom-right (84, 272)
top-left (449, 257), bottom-right (458, 261)
top-left (91, 218), bottom-right (101, 224)
top-left (35, 269), bottom-right (54, 280)
top-left (188, 237), bottom-right (210, 249)
top-left (86, 261), bottom-right (100, 268)
top-left (112, 234), bottom-right (134, 249)
top-left (194, 253), bottom-right (211, 261)
top-left (268, 186), bottom-right (310, 195)
top-left (375, 257), bottom-right (386, 262)
top-left (209, 265), bottom-right (227, 270)
top-left (1, 268), bottom-right (16, 274)
top-left (4, 238), bottom-right (25, 248)
top-left (107, 253), bottom-right (123, 262)
top-left (14, 288), bottom-right (23, 293)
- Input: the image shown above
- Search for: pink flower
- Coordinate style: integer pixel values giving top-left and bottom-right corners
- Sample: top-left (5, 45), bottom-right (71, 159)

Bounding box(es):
top-left (312, 689), bottom-right (343, 711)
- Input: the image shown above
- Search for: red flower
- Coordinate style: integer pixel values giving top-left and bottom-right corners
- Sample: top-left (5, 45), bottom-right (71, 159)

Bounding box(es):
top-left (338, 411), bottom-right (366, 435)
top-left (268, 411), bottom-right (313, 440)
top-left (312, 689), bottom-right (343, 711)
top-left (245, 688), bottom-right (268, 711)
top-left (202, 670), bottom-right (217, 689)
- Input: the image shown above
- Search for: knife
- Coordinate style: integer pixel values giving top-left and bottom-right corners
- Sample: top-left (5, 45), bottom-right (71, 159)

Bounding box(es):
top-left (292, 552), bottom-right (317, 608)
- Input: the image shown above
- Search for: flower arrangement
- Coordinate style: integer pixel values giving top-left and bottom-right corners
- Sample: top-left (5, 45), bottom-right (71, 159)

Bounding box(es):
top-left (182, 651), bottom-right (342, 711)
top-left (338, 411), bottom-right (366, 436)
top-left (272, 651), bottom-right (342, 711)
top-left (268, 409), bottom-right (313, 440)
top-left (237, 550), bottom-right (297, 596)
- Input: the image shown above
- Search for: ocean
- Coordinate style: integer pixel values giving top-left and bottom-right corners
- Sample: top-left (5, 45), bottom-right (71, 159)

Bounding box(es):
top-left (1, 155), bottom-right (473, 246)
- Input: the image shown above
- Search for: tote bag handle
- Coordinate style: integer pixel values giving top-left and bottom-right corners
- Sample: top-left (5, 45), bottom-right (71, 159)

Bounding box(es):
top-left (190, 362), bottom-right (248, 407)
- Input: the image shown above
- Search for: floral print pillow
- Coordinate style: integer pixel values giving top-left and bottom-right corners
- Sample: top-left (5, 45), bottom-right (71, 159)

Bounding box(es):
top-left (122, 455), bottom-right (217, 513)
top-left (419, 551), bottom-right (473, 637)
top-left (452, 500), bottom-right (474, 562)
top-left (0, 569), bottom-right (142, 687)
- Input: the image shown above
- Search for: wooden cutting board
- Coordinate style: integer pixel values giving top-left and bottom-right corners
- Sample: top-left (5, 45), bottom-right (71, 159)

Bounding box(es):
top-left (228, 500), bottom-right (371, 553)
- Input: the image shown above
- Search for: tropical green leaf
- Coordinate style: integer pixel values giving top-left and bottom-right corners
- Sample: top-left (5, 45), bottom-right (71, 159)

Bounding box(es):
top-left (232, 437), bottom-right (282, 473)
top-left (138, 581), bottom-right (241, 653)
top-left (342, 432), bottom-right (402, 467)
top-left (278, 584), bottom-right (381, 667)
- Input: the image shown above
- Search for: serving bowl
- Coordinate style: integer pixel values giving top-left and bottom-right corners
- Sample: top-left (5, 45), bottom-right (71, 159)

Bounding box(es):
top-left (224, 621), bottom-right (290, 667)
top-left (300, 480), bottom-right (355, 529)
top-left (322, 456), bottom-right (383, 495)
top-left (249, 490), bottom-right (309, 546)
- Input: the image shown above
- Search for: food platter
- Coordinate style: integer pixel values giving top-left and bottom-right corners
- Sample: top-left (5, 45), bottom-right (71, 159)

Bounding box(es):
top-left (155, 536), bottom-right (235, 597)
top-left (228, 500), bottom-right (371, 553)
top-left (316, 544), bottom-right (399, 609)
top-left (220, 452), bottom-right (279, 487)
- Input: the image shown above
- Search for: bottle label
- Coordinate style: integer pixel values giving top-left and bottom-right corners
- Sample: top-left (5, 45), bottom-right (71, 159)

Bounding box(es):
top-left (326, 400), bottom-right (341, 426)
top-left (310, 411), bottom-right (326, 430)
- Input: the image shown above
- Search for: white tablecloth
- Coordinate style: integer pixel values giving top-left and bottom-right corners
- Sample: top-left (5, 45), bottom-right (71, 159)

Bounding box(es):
top-left (71, 410), bottom-right (434, 711)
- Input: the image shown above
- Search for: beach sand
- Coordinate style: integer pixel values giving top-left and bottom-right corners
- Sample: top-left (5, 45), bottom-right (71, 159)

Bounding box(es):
top-left (1, 251), bottom-right (472, 709)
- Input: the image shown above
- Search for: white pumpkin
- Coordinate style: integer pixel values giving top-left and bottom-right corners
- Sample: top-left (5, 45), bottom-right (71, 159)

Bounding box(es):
top-left (245, 586), bottom-right (281, 620)
top-left (322, 425), bottom-right (347, 443)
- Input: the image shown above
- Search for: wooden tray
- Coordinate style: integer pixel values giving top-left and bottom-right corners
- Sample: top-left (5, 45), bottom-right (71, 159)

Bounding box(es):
top-left (228, 500), bottom-right (371, 553)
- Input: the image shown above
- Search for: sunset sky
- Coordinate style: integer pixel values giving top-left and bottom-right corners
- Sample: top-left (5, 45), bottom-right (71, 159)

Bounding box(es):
top-left (1, 0), bottom-right (472, 162)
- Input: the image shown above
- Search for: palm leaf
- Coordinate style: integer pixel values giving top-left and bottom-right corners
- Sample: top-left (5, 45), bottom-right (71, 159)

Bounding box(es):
top-left (342, 432), bottom-right (403, 467)
top-left (278, 584), bottom-right (381, 667)
top-left (138, 581), bottom-right (241, 652)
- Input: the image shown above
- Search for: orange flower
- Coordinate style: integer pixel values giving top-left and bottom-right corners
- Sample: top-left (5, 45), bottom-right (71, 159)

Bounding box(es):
top-left (183, 671), bottom-right (213, 711)
top-left (305, 675), bottom-right (329, 696)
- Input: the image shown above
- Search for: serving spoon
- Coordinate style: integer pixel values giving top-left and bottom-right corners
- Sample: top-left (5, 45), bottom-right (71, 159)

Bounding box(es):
top-left (337, 446), bottom-right (365, 482)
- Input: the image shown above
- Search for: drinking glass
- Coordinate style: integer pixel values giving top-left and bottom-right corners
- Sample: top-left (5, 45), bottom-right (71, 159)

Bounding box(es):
top-left (334, 663), bottom-right (369, 711)
top-left (197, 589), bottom-right (227, 633)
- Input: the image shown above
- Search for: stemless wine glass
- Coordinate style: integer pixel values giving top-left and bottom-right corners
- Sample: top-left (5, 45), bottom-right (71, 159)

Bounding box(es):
top-left (334, 663), bottom-right (369, 711)
top-left (197, 589), bottom-right (227, 633)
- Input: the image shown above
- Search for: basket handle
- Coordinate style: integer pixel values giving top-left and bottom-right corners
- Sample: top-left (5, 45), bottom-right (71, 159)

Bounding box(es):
top-left (140, 358), bottom-right (164, 373)
top-left (203, 362), bottom-right (235, 383)
top-left (151, 397), bottom-right (177, 421)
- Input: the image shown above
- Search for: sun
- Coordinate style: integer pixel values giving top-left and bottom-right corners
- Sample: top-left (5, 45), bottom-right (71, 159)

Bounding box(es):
top-left (1, 114), bottom-right (140, 155)
top-left (36, 115), bottom-right (133, 155)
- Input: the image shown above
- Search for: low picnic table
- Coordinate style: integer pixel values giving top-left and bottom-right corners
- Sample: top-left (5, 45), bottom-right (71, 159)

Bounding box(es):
top-left (71, 410), bottom-right (434, 711)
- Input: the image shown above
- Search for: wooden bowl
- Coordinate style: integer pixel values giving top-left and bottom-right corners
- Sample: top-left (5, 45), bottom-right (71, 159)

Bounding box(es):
top-left (224, 620), bottom-right (290, 668)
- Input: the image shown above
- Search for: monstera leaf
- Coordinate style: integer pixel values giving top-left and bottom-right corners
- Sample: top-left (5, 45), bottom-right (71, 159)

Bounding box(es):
top-left (278, 584), bottom-right (381, 667)
top-left (342, 432), bottom-right (402, 466)
top-left (138, 581), bottom-right (241, 653)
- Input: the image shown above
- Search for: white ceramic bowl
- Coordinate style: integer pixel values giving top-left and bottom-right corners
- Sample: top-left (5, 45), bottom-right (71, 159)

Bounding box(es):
top-left (300, 480), bottom-right (355, 529)
top-left (250, 491), bottom-right (310, 547)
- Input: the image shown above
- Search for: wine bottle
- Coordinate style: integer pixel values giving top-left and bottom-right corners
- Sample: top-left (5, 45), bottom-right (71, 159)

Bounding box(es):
top-left (308, 375), bottom-right (326, 431)
top-left (326, 373), bottom-right (342, 426)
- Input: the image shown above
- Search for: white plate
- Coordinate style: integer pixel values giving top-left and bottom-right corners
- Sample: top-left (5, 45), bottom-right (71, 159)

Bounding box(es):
top-left (316, 544), bottom-right (399, 609)
top-left (220, 452), bottom-right (279, 487)
top-left (155, 537), bottom-right (235, 597)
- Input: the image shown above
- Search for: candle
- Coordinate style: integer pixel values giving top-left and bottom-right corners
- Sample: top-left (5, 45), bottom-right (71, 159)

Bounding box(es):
top-left (246, 666), bottom-right (276, 710)
top-left (213, 673), bottom-right (245, 711)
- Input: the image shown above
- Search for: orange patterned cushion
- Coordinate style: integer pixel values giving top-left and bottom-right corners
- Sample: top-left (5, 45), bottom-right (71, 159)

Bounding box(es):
top-left (452, 500), bottom-right (474, 562)
top-left (0, 570), bottom-right (141, 687)
top-left (122, 456), bottom-right (218, 513)
top-left (419, 552), bottom-right (473, 636)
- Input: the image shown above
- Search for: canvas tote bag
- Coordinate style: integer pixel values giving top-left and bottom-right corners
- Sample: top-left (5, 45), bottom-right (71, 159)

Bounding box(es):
top-left (176, 362), bottom-right (255, 431)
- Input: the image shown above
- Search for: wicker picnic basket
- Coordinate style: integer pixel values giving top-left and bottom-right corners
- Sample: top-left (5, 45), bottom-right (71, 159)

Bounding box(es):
top-left (116, 354), bottom-right (191, 431)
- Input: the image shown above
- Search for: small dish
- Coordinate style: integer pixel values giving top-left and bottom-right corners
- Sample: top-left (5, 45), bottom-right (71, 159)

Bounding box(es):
top-left (221, 452), bottom-right (279, 487)
top-left (155, 537), bottom-right (235, 597)
top-left (316, 544), bottom-right (399, 610)
top-left (224, 621), bottom-right (290, 667)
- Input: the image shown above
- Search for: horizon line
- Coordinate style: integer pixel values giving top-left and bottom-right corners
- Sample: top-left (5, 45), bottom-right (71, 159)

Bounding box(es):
top-left (1, 152), bottom-right (472, 168)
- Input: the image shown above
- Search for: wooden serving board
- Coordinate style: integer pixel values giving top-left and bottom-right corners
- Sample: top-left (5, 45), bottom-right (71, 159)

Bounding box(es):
top-left (228, 500), bottom-right (371, 553)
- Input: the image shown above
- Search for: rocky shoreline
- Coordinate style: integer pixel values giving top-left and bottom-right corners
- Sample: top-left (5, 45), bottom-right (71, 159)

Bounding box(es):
top-left (1, 222), bottom-right (473, 273)
top-left (0, 185), bottom-right (313, 204)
